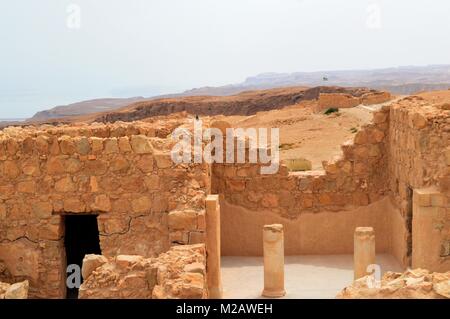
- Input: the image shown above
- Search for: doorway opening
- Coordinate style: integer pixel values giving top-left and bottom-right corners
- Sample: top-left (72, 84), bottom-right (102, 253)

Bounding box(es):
top-left (64, 214), bottom-right (101, 299)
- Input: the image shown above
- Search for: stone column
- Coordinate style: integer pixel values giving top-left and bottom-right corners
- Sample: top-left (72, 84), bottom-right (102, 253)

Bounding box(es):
top-left (206, 194), bottom-right (222, 298)
top-left (354, 227), bottom-right (376, 280)
top-left (262, 224), bottom-right (286, 298)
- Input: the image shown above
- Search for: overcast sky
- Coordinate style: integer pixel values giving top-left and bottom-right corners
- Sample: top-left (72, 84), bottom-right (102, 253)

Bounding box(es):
top-left (1, 0), bottom-right (450, 118)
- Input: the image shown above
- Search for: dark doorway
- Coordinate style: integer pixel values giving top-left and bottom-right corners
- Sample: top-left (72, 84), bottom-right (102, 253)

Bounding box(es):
top-left (64, 215), bottom-right (101, 299)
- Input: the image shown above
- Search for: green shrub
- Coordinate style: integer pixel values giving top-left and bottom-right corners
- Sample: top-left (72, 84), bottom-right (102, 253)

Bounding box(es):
top-left (324, 107), bottom-right (339, 115)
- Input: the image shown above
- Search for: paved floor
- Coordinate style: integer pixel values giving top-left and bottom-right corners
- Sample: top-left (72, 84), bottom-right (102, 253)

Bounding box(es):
top-left (221, 254), bottom-right (403, 299)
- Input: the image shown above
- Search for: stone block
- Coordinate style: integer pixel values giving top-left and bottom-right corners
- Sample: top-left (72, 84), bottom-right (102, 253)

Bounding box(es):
top-left (154, 152), bottom-right (172, 169)
top-left (189, 231), bottom-right (206, 244)
top-left (110, 156), bottom-right (129, 172)
top-left (144, 175), bottom-right (160, 190)
top-left (131, 135), bottom-right (153, 154)
top-left (90, 137), bottom-right (104, 153)
top-left (91, 195), bottom-right (111, 212)
top-left (136, 155), bottom-right (154, 173)
top-left (46, 157), bottom-right (65, 175)
top-left (131, 196), bottom-right (152, 213)
top-left (4, 161), bottom-right (20, 179)
top-left (168, 210), bottom-right (198, 231)
top-left (75, 137), bottom-right (91, 155)
top-left (116, 255), bottom-right (143, 270)
top-left (63, 198), bottom-right (86, 213)
top-left (82, 255), bottom-right (108, 280)
top-left (59, 136), bottom-right (76, 154)
top-left (4, 280), bottom-right (29, 299)
top-left (55, 176), bottom-right (76, 193)
top-left (31, 201), bottom-right (53, 218)
top-left (17, 181), bottom-right (36, 193)
top-left (118, 137), bottom-right (132, 152)
top-left (104, 138), bottom-right (119, 154)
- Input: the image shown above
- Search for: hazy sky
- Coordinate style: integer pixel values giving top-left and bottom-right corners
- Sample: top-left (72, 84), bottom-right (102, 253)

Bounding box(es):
top-left (1, 0), bottom-right (450, 118)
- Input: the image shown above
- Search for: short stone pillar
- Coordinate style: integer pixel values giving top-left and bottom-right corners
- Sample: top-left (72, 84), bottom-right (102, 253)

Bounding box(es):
top-left (206, 194), bottom-right (222, 298)
top-left (262, 224), bottom-right (286, 298)
top-left (354, 227), bottom-right (376, 280)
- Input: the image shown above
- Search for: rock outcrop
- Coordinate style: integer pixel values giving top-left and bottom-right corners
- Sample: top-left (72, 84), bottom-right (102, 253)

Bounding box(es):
top-left (337, 269), bottom-right (450, 299)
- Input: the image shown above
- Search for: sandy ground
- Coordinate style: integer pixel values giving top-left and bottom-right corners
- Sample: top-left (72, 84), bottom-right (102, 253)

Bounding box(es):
top-left (216, 102), bottom-right (384, 170)
top-left (221, 254), bottom-right (403, 299)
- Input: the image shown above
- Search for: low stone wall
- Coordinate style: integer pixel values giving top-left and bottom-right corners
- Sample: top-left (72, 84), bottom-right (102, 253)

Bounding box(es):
top-left (317, 91), bottom-right (391, 110)
top-left (79, 244), bottom-right (207, 299)
top-left (337, 268), bottom-right (450, 299)
top-left (318, 93), bottom-right (361, 109)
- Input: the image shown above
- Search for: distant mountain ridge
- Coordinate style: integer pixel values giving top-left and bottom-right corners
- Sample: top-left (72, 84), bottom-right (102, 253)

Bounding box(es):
top-left (28, 65), bottom-right (450, 122)
top-left (30, 97), bottom-right (148, 121)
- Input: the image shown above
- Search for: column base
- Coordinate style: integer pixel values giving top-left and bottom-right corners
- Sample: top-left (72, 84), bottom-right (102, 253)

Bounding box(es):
top-left (262, 289), bottom-right (286, 298)
top-left (208, 287), bottom-right (223, 299)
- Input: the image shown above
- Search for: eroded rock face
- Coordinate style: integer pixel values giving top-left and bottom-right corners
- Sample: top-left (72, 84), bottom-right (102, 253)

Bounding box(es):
top-left (0, 280), bottom-right (29, 299)
top-left (337, 269), bottom-right (450, 299)
top-left (78, 244), bottom-right (207, 299)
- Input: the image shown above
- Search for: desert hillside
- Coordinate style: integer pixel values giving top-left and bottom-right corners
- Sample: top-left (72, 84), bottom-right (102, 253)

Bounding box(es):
top-left (93, 86), bottom-right (388, 123)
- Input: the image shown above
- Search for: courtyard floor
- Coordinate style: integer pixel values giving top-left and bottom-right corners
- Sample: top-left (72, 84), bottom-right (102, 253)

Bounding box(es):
top-left (221, 254), bottom-right (403, 299)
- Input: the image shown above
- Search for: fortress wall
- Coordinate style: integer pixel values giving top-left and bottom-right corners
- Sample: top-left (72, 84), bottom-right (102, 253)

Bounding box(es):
top-left (317, 91), bottom-right (391, 111)
top-left (0, 127), bottom-right (209, 298)
top-left (212, 105), bottom-right (414, 263)
top-left (212, 106), bottom-right (391, 218)
top-left (388, 97), bottom-right (450, 269)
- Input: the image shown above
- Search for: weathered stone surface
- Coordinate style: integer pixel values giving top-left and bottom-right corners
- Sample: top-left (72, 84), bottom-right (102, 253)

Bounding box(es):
top-left (104, 138), bottom-right (119, 154)
top-left (75, 137), bottom-right (91, 155)
top-left (82, 255), bottom-right (108, 280)
top-left (131, 196), bottom-right (152, 213)
top-left (337, 269), bottom-right (450, 299)
top-left (55, 176), bottom-right (76, 192)
top-left (116, 255), bottom-right (143, 269)
top-left (4, 280), bottom-right (29, 299)
top-left (79, 244), bottom-right (207, 299)
top-left (168, 210), bottom-right (198, 230)
top-left (91, 195), bottom-right (111, 212)
top-left (32, 201), bottom-right (53, 218)
top-left (131, 135), bottom-right (153, 154)
top-left (63, 198), bottom-right (86, 213)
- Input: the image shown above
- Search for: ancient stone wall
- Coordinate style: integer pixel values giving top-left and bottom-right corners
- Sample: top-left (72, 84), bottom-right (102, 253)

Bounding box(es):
top-left (0, 123), bottom-right (209, 298)
top-left (212, 106), bottom-right (399, 256)
top-left (388, 97), bottom-right (450, 268)
top-left (317, 91), bottom-right (391, 111)
top-left (212, 105), bottom-right (390, 218)
top-left (79, 244), bottom-right (207, 299)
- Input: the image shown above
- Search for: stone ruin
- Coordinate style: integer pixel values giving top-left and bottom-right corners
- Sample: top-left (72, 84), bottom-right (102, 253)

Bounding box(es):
top-left (337, 268), bottom-right (450, 299)
top-left (0, 94), bottom-right (449, 299)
